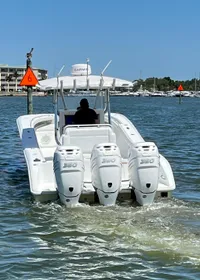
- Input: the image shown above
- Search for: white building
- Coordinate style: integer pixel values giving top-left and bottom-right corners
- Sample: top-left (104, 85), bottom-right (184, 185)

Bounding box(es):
top-left (0, 64), bottom-right (47, 92)
top-left (39, 63), bottom-right (135, 92)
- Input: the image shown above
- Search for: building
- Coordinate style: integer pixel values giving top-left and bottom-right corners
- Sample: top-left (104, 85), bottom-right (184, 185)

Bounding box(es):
top-left (0, 64), bottom-right (47, 92)
top-left (39, 63), bottom-right (135, 92)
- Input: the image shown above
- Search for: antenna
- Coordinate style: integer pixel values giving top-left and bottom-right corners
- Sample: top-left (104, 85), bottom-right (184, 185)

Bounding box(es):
top-left (56, 65), bottom-right (67, 110)
top-left (99, 60), bottom-right (112, 89)
top-left (54, 65), bottom-right (66, 145)
top-left (94, 60), bottom-right (112, 109)
top-left (86, 58), bottom-right (90, 90)
top-left (101, 60), bottom-right (112, 76)
top-left (86, 58), bottom-right (90, 78)
top-left (56, 64), bottom-right (65, 94)
top-left (57, 65), bottom-right (65, 78)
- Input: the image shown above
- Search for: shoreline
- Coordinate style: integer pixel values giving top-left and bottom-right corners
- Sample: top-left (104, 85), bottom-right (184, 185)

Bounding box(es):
top-left (0, 92), bottom-right (46, 97)
top-left (0, 91), bottom-right (200, 98)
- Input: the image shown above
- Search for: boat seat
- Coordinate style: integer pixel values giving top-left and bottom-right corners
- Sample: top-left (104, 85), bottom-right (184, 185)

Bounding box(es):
top-left (61, 125), bottom-right (116, 154)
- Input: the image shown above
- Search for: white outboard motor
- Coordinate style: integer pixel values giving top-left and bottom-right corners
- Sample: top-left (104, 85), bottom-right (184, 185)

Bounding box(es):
top-left (128, 142), bottom-right (159, 206)
top-left (91, 143), bottom-right (122, 206)
top-left (53, 146), bottom-right (84, 206)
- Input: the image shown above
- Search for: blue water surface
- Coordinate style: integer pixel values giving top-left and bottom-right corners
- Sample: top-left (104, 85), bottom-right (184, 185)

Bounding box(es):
top-left (0, 96), bottom-right (200, 280)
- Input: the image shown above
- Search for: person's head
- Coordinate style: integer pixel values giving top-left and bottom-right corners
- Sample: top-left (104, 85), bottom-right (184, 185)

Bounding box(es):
top-left (80, 98), bottom-right (89, 109)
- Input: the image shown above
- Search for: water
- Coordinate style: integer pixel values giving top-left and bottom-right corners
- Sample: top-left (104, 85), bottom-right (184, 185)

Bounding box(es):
top-left (0, 96), bottom-right (200, 279)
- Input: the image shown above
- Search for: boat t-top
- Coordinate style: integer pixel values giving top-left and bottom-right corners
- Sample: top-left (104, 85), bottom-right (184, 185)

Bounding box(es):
top-left (17, 61), bottom-right (176, 206)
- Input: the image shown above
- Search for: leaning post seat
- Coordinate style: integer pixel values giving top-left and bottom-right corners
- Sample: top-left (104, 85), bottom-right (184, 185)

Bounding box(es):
top-left (61, 125), bottom-right (116, 154)
top-left (59, 109), bottom-right (105, 134)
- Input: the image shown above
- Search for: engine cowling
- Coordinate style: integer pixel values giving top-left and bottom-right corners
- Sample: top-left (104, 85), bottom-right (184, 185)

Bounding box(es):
top-left (91, 143), bottom-right (122, 206)
top-left (53, 146), bottom-right (84, 206)
top-left (128, 142), bottom-right (159, 206)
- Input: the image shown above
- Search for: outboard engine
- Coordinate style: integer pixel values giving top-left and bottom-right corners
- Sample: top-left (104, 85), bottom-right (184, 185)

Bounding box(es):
top-left (91, 143), bottom-right (122, 206)
top-left (53, 146), bottom-right (84, 206)
top-left (128, 142), bottom-right (159, 206)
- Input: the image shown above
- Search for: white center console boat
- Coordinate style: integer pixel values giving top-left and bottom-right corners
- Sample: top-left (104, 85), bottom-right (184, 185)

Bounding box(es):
top-left (17, 63), bottom-right (175, 206)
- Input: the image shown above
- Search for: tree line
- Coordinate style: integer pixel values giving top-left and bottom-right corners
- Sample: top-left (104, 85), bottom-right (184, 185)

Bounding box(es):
top-left (133, 77), bottom-right (199, 92)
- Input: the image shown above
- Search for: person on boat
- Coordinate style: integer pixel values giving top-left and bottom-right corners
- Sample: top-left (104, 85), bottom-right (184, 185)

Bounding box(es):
top-left (73, 98), bottom-right (98, 124)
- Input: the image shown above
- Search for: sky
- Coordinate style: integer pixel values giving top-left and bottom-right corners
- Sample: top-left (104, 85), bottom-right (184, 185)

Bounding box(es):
top-left (0, 0), bottom-right (200, 81)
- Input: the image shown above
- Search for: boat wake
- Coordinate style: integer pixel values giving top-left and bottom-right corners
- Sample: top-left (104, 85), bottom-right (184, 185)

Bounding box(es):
top-left (26, 197), bottom-right (200, 268)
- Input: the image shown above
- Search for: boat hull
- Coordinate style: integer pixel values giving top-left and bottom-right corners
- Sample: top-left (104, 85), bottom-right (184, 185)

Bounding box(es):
top-left (16, 112), bottom-right (175, 205)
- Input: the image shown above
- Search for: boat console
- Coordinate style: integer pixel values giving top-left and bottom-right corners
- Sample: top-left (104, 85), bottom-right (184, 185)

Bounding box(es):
top-left (59, 109), bottom-right (105, 134)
